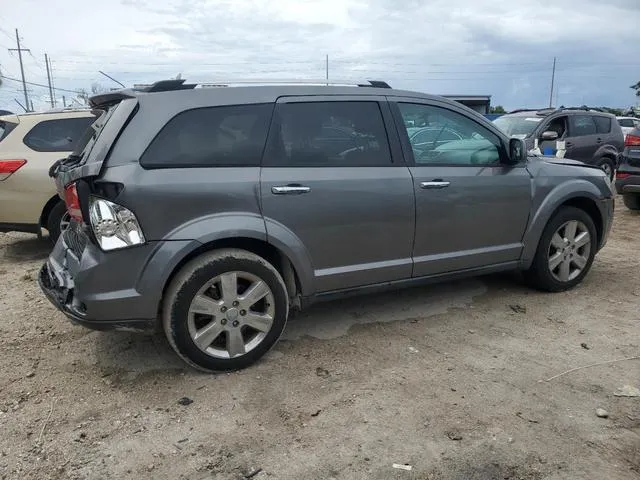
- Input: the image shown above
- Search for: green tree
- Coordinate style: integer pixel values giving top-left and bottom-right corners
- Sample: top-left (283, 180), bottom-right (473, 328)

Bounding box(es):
top-left (489, 105), bottom-right (506, 114)
top-left (631, 81), bottom-right (640, 97)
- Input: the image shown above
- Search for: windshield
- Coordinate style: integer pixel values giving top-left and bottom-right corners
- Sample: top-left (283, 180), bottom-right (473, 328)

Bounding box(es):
top-left (493, 116), bottom-right (542, 138)
top-left (71, 103), bottom-right (120, 160)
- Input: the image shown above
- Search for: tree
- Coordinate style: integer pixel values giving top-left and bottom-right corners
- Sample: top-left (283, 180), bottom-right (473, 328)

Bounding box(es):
top-left (489, 105), bottom-right (506, 114)
top-left (632, 81), bottom-right (640, 97)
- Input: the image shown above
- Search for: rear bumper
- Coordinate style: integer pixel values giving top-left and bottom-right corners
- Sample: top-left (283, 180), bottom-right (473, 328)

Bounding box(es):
top-left (38, 227), bottom-right (162, 332)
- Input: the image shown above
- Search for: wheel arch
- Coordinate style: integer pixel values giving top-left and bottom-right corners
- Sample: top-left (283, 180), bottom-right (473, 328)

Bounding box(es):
top-left (39, 194), bottom-right (63, 228)
top-left (522, 184), bottom-right (606, 269)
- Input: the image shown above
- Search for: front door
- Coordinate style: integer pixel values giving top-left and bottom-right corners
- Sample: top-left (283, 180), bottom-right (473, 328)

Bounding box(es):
top-left (260, 97), bottom-right (415, 293)
top-left (391, 100), bottom-right (532, 277)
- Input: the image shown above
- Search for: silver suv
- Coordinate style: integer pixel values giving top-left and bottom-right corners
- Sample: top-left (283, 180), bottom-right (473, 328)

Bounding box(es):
top-left (39, 79), bottom-right (615, 372)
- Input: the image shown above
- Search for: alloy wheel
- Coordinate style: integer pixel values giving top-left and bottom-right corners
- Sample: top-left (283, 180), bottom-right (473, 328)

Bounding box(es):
top-left (547, 220), bottom-right (591, 282)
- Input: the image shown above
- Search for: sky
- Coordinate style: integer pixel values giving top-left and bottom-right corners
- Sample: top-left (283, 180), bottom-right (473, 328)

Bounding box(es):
top-left (0, 0), bottom-right (639, 113)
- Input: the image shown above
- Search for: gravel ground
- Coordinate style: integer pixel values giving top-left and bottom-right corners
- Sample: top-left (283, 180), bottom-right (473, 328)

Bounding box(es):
top-left (0, 201), bottom-right (638, 480)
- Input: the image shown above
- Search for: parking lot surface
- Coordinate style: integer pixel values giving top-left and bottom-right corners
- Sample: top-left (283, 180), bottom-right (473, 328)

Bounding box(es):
top-left (0, 202), bottom-right (638, 480)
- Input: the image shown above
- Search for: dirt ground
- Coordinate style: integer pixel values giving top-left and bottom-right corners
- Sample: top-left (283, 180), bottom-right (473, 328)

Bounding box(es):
top-left (0, 201), bottom-right (638, 480)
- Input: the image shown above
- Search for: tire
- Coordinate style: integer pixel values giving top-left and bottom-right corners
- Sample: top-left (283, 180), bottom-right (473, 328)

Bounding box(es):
top-left (597, 157), bottom-right (615, 181)
top-left (524, 206), bottom-right (597, 292)
top-left (623, 193), bottom-right (640, 211)
top-left (46, 201), bottom-right (70, 244)
top-left (162, 249), bottom-right (289, 372)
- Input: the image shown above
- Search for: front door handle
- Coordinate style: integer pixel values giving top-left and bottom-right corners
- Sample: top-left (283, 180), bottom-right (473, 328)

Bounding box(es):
top-left (271, 185), bottom-right (311, 195)
top-left (565, 141), bottom-right (573, 148)
top-left (420, 181), bottom-right (450, 189)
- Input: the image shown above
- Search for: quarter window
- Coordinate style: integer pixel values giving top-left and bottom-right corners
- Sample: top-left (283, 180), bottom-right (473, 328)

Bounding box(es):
top-left (140, 104), bottom-right (273, 168)
top-left (23, 117), bottom-right (95, 152)
top-left (570, 115), bottom-right (597, 136)
top-left (263, 101), bottom-right (392, 167)
top-left (593, 116), bottom-right (611, 134)
top-left (398, 103), bottom-right (502, 165)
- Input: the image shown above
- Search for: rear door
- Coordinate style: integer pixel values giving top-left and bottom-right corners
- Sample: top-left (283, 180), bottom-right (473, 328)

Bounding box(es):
top-left (566, 115), bottom-right (599, 163)
top-left (260, 96), bottom-right (414, 293)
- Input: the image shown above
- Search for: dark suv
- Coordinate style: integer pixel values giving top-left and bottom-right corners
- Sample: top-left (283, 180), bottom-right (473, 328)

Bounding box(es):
top-left (615, 127), bottom-right (640, 210)
top-left (39, 80), bottom-right (614, 372)
top-left (493, 107), bottom-right (624, 179)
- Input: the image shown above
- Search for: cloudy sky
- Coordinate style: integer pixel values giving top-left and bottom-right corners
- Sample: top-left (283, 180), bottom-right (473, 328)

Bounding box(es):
top-left (0, 0), bottom-right (639, 113)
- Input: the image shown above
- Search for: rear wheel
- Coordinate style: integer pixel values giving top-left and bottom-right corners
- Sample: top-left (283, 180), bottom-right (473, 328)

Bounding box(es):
top-left (623, 193), bottom-right (640, 211)
top-left (525, 206), bottom-right (597, 292)
top-left (46, 201), bottom-right (70, 244)
top-left (597, 157), bottom-right (615, 181)
top-left (162, 249), bottom-right (289, 372)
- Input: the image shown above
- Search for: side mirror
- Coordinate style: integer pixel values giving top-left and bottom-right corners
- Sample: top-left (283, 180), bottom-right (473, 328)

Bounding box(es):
top-left (541, 130), bottom-right (559, 141)
top-left (507, 138), bottom-right (527, 164)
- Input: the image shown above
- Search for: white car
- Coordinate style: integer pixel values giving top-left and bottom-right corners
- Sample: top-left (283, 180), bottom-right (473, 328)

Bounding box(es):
top-left (617, 116), bottom-right (640, 139)
top-left (0, 108), bottom-right (97, 242)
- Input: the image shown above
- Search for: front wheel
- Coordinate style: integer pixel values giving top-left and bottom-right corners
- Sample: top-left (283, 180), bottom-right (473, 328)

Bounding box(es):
top-left (162, 249), bottom-right (289, 372)
top-left (623, 193), bottom-right (640, 211)
top-left (525, 206), bottom-right (597, 292)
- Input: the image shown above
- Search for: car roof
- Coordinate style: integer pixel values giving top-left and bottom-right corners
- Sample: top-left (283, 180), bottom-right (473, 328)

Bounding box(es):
top-left (502, 108), bottom-right (615, 118)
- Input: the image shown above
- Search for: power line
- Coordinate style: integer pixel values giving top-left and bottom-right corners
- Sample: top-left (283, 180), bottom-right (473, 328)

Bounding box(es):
top-left (0, 74), bottom-right (80, 94)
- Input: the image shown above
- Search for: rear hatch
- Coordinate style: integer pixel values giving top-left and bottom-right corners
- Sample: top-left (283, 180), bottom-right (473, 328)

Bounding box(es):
top-left (51, 91), bottom-right (138, 198)
top-left (0, 114), bottom-right (19, 143)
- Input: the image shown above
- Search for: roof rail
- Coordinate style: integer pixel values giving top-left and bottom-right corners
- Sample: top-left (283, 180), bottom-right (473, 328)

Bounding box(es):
top-left (508, 107), bottom-right (554, 114)
top-left (557, 105), bottom-right (606, 113)
top-left (197, 79), bottom-right (391, 88)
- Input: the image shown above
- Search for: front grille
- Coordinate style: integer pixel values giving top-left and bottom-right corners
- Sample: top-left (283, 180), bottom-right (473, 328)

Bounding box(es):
top-left (63, 221), bottom-right (88, 258)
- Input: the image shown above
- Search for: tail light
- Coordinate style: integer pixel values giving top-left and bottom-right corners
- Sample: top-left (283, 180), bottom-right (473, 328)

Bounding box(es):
top-left (0, 159), bottom-right (26, 181)
top-left (89, 197), bottom-right (145, 251)
top-left (64, 183), bottom-right (83, 222)
top-left (616, 172), bottom-right (630, 179)
top-left (624, 134), bottom-right (640, 147)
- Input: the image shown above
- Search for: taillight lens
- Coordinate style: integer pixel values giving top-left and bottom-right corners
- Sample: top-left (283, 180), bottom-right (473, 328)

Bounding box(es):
top-left (0, 159), bottom-right (26, 181)
top-left (64, 183), bottom-right (83, 222)
top-left (625, 134), bottom-right (640, 147)
top-left (616, 172), bottom-right (631, 179)
top-left (89, 196), bottom-right (145, 251)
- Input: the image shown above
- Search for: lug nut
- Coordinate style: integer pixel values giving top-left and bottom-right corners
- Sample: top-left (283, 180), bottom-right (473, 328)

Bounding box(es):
top-left (232, 321), bottom-right (239, 327)
top-left (221, 319), bottom-right (227, 325)
top-left (232, 301), bottom-right (239, 307)
top-left (240, 310), bottom-right (246, 316)
top-left (220, 306), bottom-right (227, 313)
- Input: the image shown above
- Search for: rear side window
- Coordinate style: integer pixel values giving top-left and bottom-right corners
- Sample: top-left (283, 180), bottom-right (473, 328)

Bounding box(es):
top-left (263, 101), bottom-right (392, 167)
top-left (23, 117), bottom-right (95, 152)
top-left (140, 104), bottom-right (273, 168)
top-left (618, 118), bottom-right (634, 128)
top-left (593, 116), bottom-right (611, 134)
top-left (569, 115), bottom-right (596, 137)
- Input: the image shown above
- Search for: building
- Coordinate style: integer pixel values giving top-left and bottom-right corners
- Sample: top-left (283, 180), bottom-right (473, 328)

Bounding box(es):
top-left (442, 95), bottom-right (491, 115)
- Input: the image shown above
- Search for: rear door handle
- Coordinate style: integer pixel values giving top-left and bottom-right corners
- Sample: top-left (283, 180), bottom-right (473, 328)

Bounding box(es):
top-left (565, 141), bottom-right (573, 148)
top-left (420, 181), bottom-right (450, 189)
top-left (271, 185), bottom-right (311, 195)
top-left (596, 137), bottom-right (603, 144)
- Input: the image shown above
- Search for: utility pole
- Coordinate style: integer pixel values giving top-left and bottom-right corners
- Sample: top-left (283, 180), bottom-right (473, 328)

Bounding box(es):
top-left (45, 54), bottom-right (54, 108)
top-left (8, 29), bottom-right (30, 111)
top-left (62, 95), bottom-right (66, 107)
top-left (548, 57), bottom-right (556, 108)
top-left (325, 54), bottom-right (329, 85)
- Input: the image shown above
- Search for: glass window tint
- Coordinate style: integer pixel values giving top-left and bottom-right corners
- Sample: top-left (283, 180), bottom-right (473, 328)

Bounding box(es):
top-left (398, 103), bottom-right (502, 165)
top-left (570, 115), bottom-right (597, 136)
top-left (593, 116), bottom-right (611, 134)
top-left (141, 104), bottom-right (273, 168)
top-left (23, 117), bottom-right (95, 152)
top-left (264, 101), bottom-right (391, 166)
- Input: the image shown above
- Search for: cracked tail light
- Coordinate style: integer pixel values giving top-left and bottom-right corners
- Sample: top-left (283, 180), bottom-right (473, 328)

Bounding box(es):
top-left (88, 196), bottom-right (145, 251)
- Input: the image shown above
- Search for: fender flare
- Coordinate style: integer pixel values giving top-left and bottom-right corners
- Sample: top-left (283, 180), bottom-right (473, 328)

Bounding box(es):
top-left (521, 180), bottom-right (605, 268)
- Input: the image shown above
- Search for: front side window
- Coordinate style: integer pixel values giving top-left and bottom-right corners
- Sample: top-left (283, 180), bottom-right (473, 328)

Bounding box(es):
top-left (398, 103), bottom-right (502, 165)
top-left (141, 104), bottom-right (273, 168)
top-left (593, 116), bottom-right (611, 134)
top-left (569, 115), bottom-right (597, 137)
top-left (23, 117), bottom-right (95, 152)
top-left (492, 115), bottom-right (542, 138)
top-left (264, 101), bottom-right (392, 166)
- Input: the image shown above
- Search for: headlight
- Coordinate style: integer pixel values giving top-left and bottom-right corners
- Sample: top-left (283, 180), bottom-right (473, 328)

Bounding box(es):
top-left (89, 197), bottom-right (145, 250)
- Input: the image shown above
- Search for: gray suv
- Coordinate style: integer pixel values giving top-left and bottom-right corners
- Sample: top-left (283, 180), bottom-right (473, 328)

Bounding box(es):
top-left (39, 80), bottom-right (615, 372)
top-left (493, 107), bottom-right (624, 179)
